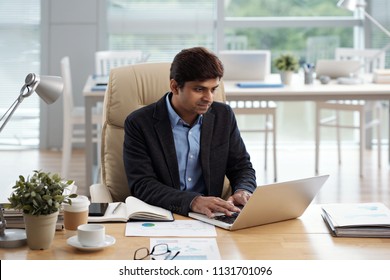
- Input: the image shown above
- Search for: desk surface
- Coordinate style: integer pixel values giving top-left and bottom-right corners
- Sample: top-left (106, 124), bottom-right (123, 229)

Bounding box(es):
top-left (2, 206), bottom-right (390, 260)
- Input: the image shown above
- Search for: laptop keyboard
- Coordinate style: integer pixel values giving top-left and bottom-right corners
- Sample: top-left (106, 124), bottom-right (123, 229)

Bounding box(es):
top-left (214, 212), bottom-right (239, 224)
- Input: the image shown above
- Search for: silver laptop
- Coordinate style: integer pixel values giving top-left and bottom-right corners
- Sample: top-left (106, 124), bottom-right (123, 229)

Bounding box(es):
top-left (315, 59), bottom-right (360, 79)
top-left (219, 50), bottom-right (271, 81)
top-left (189, 175), bottom-right (329, 231)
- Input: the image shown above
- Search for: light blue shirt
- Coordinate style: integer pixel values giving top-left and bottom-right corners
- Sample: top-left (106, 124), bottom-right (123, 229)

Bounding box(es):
top-left (166, 93), bottom-right (206, 194)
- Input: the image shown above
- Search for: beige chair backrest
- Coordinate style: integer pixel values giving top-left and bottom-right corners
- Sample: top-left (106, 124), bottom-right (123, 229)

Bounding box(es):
top-left (101, 62), bottom-right (226, 202)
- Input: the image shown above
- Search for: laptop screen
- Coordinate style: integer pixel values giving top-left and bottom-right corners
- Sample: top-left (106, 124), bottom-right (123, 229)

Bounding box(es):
top-left (219, 50), bottom-right (271, 81)
top-left (315, 59), bottom-right (361, 79)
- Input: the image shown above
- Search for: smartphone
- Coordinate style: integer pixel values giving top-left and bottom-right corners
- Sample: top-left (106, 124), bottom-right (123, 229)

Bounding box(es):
top-left (88, 203), bottom-right (109, 216)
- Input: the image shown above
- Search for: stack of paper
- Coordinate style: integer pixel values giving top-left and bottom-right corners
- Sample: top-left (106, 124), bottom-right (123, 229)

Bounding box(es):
top-left (3, 208), bottom-right (65, 231)
top-left (321, 202), bottom-right (390, 237)
top-left (373, 69), bottom-right (390, 84)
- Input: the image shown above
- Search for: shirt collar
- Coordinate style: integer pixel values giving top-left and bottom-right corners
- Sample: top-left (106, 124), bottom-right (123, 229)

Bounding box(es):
top-left (166, 92), bottom-right (203, 128)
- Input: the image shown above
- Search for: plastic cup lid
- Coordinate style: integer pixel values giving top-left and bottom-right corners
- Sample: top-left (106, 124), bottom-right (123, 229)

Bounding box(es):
top-left (63, 195), bottom-right (90, 211)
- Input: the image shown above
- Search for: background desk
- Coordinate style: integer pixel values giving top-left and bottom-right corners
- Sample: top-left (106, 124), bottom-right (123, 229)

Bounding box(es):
top-left (224, 80), bottom-right (390, 101)
top-left (1, 206), bottom-right (390, 260)
top-left (83, 76), bottom-right (390, 188)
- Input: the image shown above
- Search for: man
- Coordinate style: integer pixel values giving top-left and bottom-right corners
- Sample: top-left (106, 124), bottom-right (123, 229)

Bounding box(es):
top-left (123, 47), bottom-right (256, 218)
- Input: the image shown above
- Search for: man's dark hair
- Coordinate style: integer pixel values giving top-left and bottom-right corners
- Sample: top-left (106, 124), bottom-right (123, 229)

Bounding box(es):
top-left (170, 47), bottom-right (224, 88)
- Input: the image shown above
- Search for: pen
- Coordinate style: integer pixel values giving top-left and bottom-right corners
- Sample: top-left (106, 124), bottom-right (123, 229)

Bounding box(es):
top-left (112, 202), bottom-right (122, 214)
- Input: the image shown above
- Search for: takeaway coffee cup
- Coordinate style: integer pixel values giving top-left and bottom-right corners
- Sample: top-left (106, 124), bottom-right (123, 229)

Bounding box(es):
top-left (63, 195), bottom-right (90, 231)
top-left (77, 224), bottom-right (105, 247)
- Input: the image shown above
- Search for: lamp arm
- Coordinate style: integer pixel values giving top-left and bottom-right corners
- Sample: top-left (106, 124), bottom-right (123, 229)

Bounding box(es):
top-left (363, 10), bottom-right (390, 39)
top-left (0, 93), bottom-right (25, 133)
top-left (0, 77), bottom-right (38, 134)
top-left (354, 10), bottom-right (390, 73)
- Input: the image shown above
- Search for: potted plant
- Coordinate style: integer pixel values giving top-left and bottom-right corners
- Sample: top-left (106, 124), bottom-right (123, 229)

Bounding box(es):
top-left (7, 170), bottom-right (77, 250)
top-left (274, 53), bottom-right (299, 85)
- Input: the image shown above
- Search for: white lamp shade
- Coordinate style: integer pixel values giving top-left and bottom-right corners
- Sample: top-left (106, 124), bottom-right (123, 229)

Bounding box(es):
top-left (23, 73), bottom-right (63, 104)
top-left (35, 75), bottom-right (63, 104)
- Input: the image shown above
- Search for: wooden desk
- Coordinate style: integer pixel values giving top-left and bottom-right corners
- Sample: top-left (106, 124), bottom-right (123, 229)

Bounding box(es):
top-left (1, 206), bottom-right (390, 260)
top-left (83, 75), bottom-right (390, 188)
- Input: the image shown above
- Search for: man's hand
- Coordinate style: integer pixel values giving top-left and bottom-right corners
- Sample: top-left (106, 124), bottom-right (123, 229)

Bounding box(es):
top-left (191, 196), bottom-right (241, 218)
top-left (227, 190), bottom-right (252, 206)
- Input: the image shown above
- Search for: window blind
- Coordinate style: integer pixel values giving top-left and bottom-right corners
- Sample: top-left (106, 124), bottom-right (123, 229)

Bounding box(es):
top-left (370, 0), bottom-right (390, 68)
top-left (0, 0), bottom-right (40, 148)
top-left (107, 0), bottom-right (215, 62)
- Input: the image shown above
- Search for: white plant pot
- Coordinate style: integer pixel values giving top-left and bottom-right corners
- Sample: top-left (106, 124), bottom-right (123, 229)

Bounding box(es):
top-left (23, 211), bottom-right (59, 250)
top-left (280, 71), bottom-right (293, 85)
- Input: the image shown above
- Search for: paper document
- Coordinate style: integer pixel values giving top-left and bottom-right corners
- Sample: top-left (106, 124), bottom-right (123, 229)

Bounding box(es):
top-left (150, 238), bottom-right (221, 260)
top-left (125, 220), bottom-right (216, 237)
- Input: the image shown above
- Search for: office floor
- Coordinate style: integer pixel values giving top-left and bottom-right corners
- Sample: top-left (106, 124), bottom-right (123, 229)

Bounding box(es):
top-left (0, 141), bottom-right (389, 206)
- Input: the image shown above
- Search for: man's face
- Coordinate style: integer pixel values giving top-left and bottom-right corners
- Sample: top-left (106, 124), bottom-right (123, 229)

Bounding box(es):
top-left (170, 78), bottom-right (220, 123)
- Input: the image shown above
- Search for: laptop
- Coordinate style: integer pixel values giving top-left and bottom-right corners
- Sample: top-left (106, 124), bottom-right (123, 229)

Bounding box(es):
top-left (315, 59), bottom-right (360, 79)
top-left (189, 175), bottom-right (329, 231)
top-left (219, 50), bottom-right (271, 81)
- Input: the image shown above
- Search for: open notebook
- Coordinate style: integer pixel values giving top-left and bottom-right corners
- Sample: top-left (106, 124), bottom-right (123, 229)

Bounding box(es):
top-left (189, 175), bottom-right (329, 231)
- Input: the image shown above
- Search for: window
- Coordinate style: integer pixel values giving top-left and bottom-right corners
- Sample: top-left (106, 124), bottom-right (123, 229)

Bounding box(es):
top-left (107, 0), bottom-right (215, 61)
top-left (369, 0), bottom-right (390, 67)
top-left (0, 0), bottom-right (40, 148)
top-left (106, 0), bottom-right (390, 145)
top-left (219, 0), bottom-right (360, 68)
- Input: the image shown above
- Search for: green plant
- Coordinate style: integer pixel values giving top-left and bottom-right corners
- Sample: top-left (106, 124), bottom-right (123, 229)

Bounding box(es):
top-left (7, 170), bottom-right (77, 216)
top-left (274, 53), bottom-right (299, 72)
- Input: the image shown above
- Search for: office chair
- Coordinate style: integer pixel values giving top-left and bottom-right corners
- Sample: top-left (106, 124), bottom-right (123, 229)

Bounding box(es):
top-left (315, 48), bottom-right (385, 176)
top-left (89, 63), bottom-right (230, 203)
top-left (60, 56), bottom-right (101, 179)
top-left (94, 50), bottom-right (150, 76)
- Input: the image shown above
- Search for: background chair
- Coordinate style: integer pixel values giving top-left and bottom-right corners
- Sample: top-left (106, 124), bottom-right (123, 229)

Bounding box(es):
top-left (220, 50), bottom-right (277, 181)
top-left (315, 48), bottom-right (386, 176)
top-left (60, 56), bottom-right (101, 179)
top-left (228, 100), bottom-right (277, 182)
top-left (89, 63), bottom-right (229, 203)
top-left (94, 50), bottom-right (150, 76)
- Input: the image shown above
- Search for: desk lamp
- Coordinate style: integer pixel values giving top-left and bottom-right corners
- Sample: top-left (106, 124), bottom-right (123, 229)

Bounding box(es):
top-left (0, 73), bottom-right (63, 248)
top-left (337, 0), bottom-right (390, 84)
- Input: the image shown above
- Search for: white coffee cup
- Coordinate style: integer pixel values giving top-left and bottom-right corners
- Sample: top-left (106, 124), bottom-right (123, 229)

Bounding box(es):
top-left (77, 224), bottom-right (105, 247)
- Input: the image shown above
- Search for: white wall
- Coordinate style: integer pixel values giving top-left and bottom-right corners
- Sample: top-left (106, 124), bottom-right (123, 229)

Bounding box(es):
top-left (40, 0), bottom-right (106, 149)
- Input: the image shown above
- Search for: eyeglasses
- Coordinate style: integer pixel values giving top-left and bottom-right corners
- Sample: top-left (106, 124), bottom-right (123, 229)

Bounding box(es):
top-left (134, 243), bottom-right (180, 260)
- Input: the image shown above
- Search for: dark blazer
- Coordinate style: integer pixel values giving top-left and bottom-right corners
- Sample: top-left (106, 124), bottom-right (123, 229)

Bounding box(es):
top-left (123, 93), bottom-right (256, 216)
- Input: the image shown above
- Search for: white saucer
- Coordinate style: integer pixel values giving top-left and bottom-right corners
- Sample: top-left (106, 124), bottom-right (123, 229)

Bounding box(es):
top-left (67, 235), bottom-right (116, 251)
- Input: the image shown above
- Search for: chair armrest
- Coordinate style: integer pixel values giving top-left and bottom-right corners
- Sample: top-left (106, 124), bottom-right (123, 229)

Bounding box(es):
top-left (89, 183), bottom-right (113, 203)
